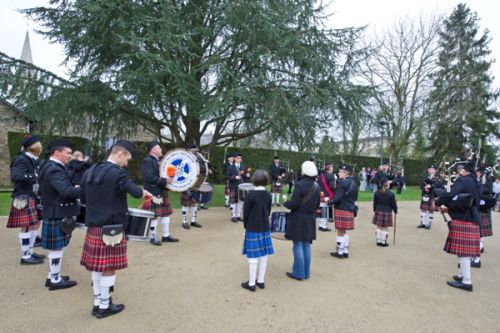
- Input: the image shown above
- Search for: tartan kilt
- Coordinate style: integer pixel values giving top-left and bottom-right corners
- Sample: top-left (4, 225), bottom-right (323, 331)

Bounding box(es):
top-left (271, 181), bottom-right (283, 194)
top-left (224, 181), bottom-right (231, 195)
top-left (420, 196), bottom-right (439, 212)
top-left (242, 231), bottom-right (274, 258)
top-left (480, 211), bottom-right (493, 237)
top-left (80, 227), bottom-right (127, 272)
top-left (141, 194), bottom-right (172, 217)
top-left (372, 211), bottom-right (393, 228)
top-left (229, 188), bottom-right (239, 204)
top-left (180, 191), bottom-right (197, 207)
top-left (41, 219), bottom-right (71, 250)
top-left (443, 219), bottom-right (480, 257)
top-left (334, 209), bottom-right (355, 230)
top-left (6, 197), bottom-right (39, 229)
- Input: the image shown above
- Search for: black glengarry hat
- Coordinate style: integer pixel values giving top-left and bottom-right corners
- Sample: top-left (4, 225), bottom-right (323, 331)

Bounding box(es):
top-left (147, 140), bottom-right (160, 151)
top-left (114, 140), bottom-right (137, 158)
top-left (21, 134), bottom-right (40, 149)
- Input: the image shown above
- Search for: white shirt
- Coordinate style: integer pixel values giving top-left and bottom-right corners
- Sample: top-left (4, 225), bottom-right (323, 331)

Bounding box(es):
top-left (49, 157), bottom-right (65, 166)
top-left (493, 181), bottom-right (500, 194)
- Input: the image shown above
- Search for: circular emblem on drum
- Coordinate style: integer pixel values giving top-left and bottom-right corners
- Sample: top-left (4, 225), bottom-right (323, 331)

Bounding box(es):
top-left (110, 230), bottom-right (116, 235)
top-left (160, 149), bottom-right (207, 192)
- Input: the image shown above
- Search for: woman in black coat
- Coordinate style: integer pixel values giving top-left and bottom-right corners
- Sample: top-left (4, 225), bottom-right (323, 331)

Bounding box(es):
top-left (283, 161), bottom-right (320, 281)
top-left (68, 151), bottom-right (91, 186)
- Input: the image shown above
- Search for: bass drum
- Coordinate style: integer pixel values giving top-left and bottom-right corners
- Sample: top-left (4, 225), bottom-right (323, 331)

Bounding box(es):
top-left (160, 149), bottom-right (208, 192)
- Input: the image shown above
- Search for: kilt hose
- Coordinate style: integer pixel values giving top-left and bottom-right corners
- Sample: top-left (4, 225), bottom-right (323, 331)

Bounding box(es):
top-left (443, 219), bottom-right (480, 257)
top-left (480, 211), bottom-right (493, 237)
top-left (81, 227), bottom-right (128, 272)
top-left (372, 211), bottom-right (393, 228)
top-left (141, 193), bottom-right (173, 217)
top-left (41, 219), bottom-right (71, 250)
top-left (181, 191), bottom-right (197, 207)
top-left (271, 181), bottom-right (283, 194)
top-left (334, 209), bottom-right (355, 230)
top-left (6, 197), bottom-right (39, 229)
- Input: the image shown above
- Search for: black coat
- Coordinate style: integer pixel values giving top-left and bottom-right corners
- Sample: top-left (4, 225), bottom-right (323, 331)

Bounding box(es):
top-left (318, 172), bottom-right (336, 198)
top-left (442, 174), bottom-right (481, 223)
top-left (420, 174), bottom-right (446, 197)
top-left (81, 161), bottom-right (143, 228)
top-left (141, 155), bottom-right (167, 197)
top-left (270, 164), bottom-right (284, 182)
top-left (39, 160), bottom-right (81, 219)
top-left (331, 177), bottom-right (358, 212)
top-left (243, 189), bottom-right (272, 232)
top-left (68, 159), bottom-right (91, 186)
top-left (284, 176), bottom-right (320, 243)
top-left (225, 163), bottom-right (248, 191)
top-left (10, 152), bottom-right (40, 199)
top-left (373, 189), bottom-right (398, 213)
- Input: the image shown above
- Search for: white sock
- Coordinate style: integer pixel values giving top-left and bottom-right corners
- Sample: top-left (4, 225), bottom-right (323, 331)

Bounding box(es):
top-left (456, 257), bottom-right (462, 278)
top-left (19, 232), bottom-right (31, 259)
top-left (248, 258), bottom-right (258, 286)
top-left (190, 206), bottom-right (197, 223)
top-left (161, 217), bottom-right (170, 237)
top-left (376, 228), bottom-right (381, 243)
top-left (420, 212), bottom-right (425, 225)
top-left (344, 234), bottom-right (349, 253)
top-left (271, 193), bottom-right (276, 205)
top-left (99, 275), bottom-right (116, 310)
top-left (459, 257), bottom-right (472, 285)
top-left (336, 236), bottom-right (344, 254)
top-left (182, 206), bottom-right (188, 224)
top-left (428, 213), bottom-right (433, 227)
top-left (319, 219), bottom-right (327, 229)
top-left (257, 256), bottom-right (268, 284)
top-left (237, 202), bottom-right (243, 218)
top-left (230, 204), bottom-right (236, 218)
top-left (29, 229), bottom-right (38, 255)
top-left (225, 195), bottom-right (229, 206)
top-left (275, 193), bottom-right (280, 205)
top-left (480, 238), bottom-right (484, 251)
top-left (91, 271), bottom-right (102, 307)
top-left (150, 219), bottom-right (158, 239)
top-left (381, 230), bottom-right (388, 244)
top-left (48, 250), bottom-right (64, 283)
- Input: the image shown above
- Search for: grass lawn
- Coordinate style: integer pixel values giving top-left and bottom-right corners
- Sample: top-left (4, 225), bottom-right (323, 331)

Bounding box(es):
top-left (0, 186), bottom-right (422, 216)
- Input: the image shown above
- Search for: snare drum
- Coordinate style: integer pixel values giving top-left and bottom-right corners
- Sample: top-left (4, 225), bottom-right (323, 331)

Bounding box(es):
top-left (270, 212), bottom-right (289, 240)
top-left (316, 201), bottom-right (329, 223)
top-left (192, 182), bottom-right (214, 203)
top-left (160, 149), bottom-right (208, 192)
top-left (238, 183), bottom-right (255, 202)
top-left (76, 203), bottom-right (87, 229)
top-left (127, 208), bottom-right (155, 241)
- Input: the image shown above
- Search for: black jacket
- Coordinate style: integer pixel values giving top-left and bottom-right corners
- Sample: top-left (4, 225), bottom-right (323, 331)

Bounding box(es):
top-left (39, 160), bottom-right (81, 219)
top-left (243, 189), bottom-right (272, 232)
top-left (437, 174), bottom-right (480, 223)
top-left (270, 164), bottom-right (283, 182)
top-left (318, 172), bottom-right (336, 198)
top-left (225, 163), bottom-right (248, 190)
top-left (331, 177), bottom-right (358, 213)
top-left (420, 175), bottom-right (446, 197)
top-left (141, 155), bottom-right (167, 197)
top-left (284, 176), bottom-right (320, 243)
top-left (10, 153), bottom-right (40, 199)
top-left (373, 189), bottom-right (398, 213)
top-left (68, 160), bottom-right (91, 186)
top-left (81, 161), bottom-right (143, 228)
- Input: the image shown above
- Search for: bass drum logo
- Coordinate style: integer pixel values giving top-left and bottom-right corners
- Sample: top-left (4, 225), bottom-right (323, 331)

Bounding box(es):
top-left (160, 149), bottom-right (200, 192)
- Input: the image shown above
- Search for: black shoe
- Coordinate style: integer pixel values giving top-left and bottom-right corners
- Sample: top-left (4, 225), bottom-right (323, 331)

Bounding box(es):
top-left (231, 217), bottom-right (238, 223)
top-left (480, 248), bottom-right (484, 253)
top-left (343, 253), bottom-right (349, 258)
top-left (237, 217), bottom-right (243, 222)
top-left (256, 282), bottom-right (265, 289)
top-left (380, 243), bottom-right (389, 247)
top-left (150, 238), bottom-right (162, 246)
top-left (328, 219), bottom-right (334, 223)
top-left (377, 242), bottom-right (382, 247)
top-left (49, 279), bottom-right (77, 291)
top-left (20, 256), bottom-right (44, 265)
top-left (182, 223), bottom-right (190, 230)
top-left (45, 275), bottom-right (70, 287)
top-left (95, 303), bottom-right (125, 319)
top-left (446, 280), bottom-right (473, 292)
top-left (34, 236), bottom-right (42, 248)
top-left (190, 222), bottom-right (202, 228)
top-left (92, 306), bottom-right (99, 316)
top-left (241, 281), bottom-right (256, 292)
top-left (425, 225), bottom-right (432, 230)
top-left (417, 224), bottom-right (426, 229)
top-left (471, 260), bottom-right (481, 268)
top-left (330, 252), bottom-right (344, 259)
top-left (276, 203), bottom-right (281, 207)
top-left (162, 236), bottom-right (179, 243)
top-left (318, 227), bottom-right (331, 232)
top-left (199, 206), bottom-right (208, 210)
top-left (453, 275), bottom-right (463, 282)
top-left (31, 252), bottom-right (46, 260)
top-left (286, 272), bottom-right (302, 281)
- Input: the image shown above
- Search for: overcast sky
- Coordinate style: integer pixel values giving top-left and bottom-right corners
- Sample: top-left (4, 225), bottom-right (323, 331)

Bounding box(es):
top-left (0, 0), bottom-right (499, 88)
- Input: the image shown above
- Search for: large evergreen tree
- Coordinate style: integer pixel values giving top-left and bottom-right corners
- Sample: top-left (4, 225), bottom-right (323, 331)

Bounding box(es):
top-left (428, 3), bottom-right (499, 160)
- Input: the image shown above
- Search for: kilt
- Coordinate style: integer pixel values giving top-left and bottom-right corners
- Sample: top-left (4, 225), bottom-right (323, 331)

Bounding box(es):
top-left (242, 231), bottom-right (274, 258)
top-left (372, 211), bottom-right (393, 228)
top-left (420, 196), bottom-right (439, 212)
top-left (229, 188), bottom-right (239, 204)
top-left (443, 219), bottom-right (480, 257)
top-left (141, 194), bottom-right (172, 217)
top-left (334, 209), bottom-right (355, 230)
top-left (480, 211), bottom-right (493, 237)
top-left (181, 191), bottom-right (197, 207)
top-left (80, 227), bottom-right (127, 272)
top-left (271, 181), bottom-right (282, 194)
top-left (6, 197), bottom-right (39, 229)
top-left (41, 219), bottom-right (71, 250)
top-left (224, 181), bottom-right (231, 195)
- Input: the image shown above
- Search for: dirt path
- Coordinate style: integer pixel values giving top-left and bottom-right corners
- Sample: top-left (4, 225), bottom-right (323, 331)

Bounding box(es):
top-left (1, 202), bottom-right (499, 333)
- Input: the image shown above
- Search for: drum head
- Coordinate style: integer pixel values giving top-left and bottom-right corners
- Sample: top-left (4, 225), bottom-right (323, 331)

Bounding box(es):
top-left (195, 182), bottom-right (214, 192)
top-left (238, 183), bottom-right (255, 191)
top-left (128, 208), bottom-right (155, 218)
top-left (160, 149), bottom-right (207, 192)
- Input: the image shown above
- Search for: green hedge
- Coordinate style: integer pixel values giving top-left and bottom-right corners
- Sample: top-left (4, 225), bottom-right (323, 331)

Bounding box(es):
top-left (8, 132), bottom-right (429, 186)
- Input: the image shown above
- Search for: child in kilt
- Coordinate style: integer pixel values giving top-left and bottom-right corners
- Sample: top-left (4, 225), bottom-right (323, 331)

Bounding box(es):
top-left (241, 170), bottom-right (274, 292)
top-left (372, 178), bottom-right (398, 247)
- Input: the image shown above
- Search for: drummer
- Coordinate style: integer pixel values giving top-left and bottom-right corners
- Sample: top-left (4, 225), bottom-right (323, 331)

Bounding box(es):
top-left (223, 153), bottom-right (235, 208)
top-left (180, 144), bottom-right (203, 230)
top-left (140, 140), bottom-right (179, 246)
top-left (225, 152), bottom-right (250, 222)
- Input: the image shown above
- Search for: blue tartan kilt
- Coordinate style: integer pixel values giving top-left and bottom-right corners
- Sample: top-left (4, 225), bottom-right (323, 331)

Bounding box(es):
top-left (242, 231), bottom-right (274, 258)
top-left (42, 219), bottom-right (71, 250)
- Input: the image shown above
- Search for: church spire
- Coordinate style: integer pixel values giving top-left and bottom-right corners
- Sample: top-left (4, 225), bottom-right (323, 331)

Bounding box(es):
top-left (20, 30), bottom-right (33, 64)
